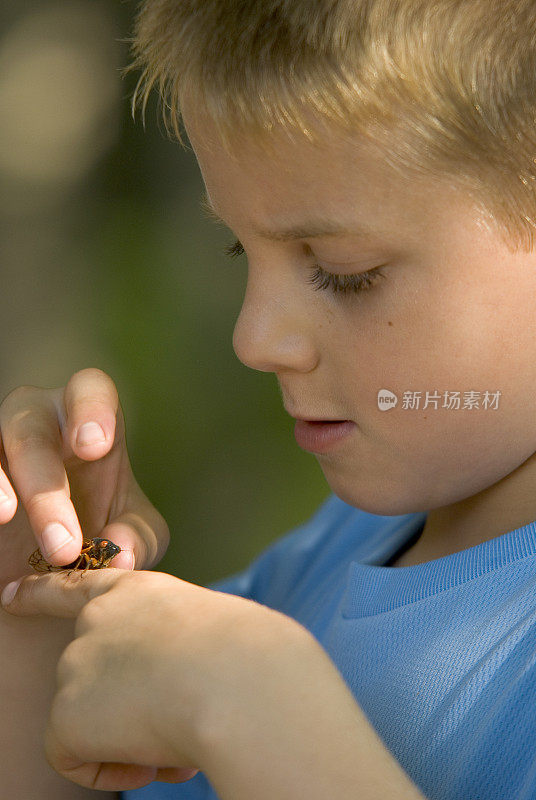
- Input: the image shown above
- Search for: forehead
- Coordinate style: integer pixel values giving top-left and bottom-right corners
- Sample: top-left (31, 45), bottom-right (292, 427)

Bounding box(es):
top-left (186, 108), bottom-right (387, 187)
top-left (183, 105), bottom-right (478, 246)
top-left (200, 188), bottom-right (387, 242)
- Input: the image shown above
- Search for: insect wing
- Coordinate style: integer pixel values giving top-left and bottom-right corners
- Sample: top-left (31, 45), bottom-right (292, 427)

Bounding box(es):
top-left (28, 548), bottom-right (55, 572)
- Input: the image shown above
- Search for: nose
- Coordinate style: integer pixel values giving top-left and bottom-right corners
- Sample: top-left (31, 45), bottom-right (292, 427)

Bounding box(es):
top-left (232, 275), bottom-right (318, 374)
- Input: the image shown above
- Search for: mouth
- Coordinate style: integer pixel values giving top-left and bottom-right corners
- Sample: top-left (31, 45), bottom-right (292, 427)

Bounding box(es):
top-left (293, 418), bottom-right (356, 453)
top-left (298, 418), bottom-right (350, 423)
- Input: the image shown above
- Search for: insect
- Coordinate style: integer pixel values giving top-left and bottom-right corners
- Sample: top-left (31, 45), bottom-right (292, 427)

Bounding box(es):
top-left (28, 537), bottom-right (121, 576)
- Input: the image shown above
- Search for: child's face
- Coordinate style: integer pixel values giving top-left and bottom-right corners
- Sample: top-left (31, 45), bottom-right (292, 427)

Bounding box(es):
top-left (182, 104), bottom-right (536, 521)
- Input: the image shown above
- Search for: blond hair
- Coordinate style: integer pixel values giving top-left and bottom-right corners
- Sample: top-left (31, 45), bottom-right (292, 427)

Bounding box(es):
top-left (125, 0), bottom-right (536, 251)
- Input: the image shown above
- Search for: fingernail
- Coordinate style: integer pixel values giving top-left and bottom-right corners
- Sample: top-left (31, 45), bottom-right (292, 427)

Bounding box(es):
top-left (0, 490), bottom-right (11, 505)
top-left (1, 579), bottom-right (22, 606)
top-left (41, 523), bottom-right (73, 559)
top-left (76, 422), bottom-right (107, 447)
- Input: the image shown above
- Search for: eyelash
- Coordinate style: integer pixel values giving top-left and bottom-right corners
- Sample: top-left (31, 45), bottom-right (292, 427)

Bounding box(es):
top-left (223, 239), bottom-right (386, 296)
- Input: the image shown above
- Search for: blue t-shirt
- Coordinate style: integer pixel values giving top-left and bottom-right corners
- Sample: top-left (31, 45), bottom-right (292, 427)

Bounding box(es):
top-left (122, 493), bottom-right (536, 800)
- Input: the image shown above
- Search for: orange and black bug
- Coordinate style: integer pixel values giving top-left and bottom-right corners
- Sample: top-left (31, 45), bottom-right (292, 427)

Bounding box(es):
top-left (28, 537), bottom-right (121, 576)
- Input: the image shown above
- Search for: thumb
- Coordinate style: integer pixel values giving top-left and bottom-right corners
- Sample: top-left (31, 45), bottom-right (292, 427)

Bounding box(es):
top-left (0, 568), bottom-right (124, 617)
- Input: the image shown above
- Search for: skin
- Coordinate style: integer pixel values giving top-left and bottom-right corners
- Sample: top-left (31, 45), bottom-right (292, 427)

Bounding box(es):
top-left (0, 369), bottom-right (171, 794)
top-left (0, 368), bottom-right (170, 573)
top-left (181, 101), bottom-right (536, 567)
top-left (1, 568), bottom-right (424, 799)
top-left (0, 370), bottom-right (422, 797)
top-left (0, 107), bottom-right (534, 795)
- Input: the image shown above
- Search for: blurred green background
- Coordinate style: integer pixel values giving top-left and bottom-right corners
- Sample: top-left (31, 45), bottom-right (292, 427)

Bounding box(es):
top-left (0, 0), bottom-right (330, 585)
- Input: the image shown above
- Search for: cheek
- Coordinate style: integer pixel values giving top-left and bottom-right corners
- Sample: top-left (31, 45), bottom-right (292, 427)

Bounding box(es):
top-left (320, 404), bottom-right (534, 516)
top-left (341, 260), bottom-right (535, 419)
top-left (318, 240), bottom-right (536, 513)
top-left (325, 277), bottom-right (536, 507)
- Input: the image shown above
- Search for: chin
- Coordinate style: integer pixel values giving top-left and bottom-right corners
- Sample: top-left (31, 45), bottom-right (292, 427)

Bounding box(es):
top-left (326, 476), bottom-right (432, 517)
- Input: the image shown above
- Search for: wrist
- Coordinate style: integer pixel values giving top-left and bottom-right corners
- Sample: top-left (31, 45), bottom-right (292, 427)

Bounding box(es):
top-left (196, 609), bottom-right (316, 773)
top-left (195, 612), bottom-right (425, 800)
top-left (153, 591), bottom-right (302, 771)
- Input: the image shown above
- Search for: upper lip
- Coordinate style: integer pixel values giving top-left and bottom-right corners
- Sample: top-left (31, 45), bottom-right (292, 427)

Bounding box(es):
top-left (284, 407), bottom-right (349, 422)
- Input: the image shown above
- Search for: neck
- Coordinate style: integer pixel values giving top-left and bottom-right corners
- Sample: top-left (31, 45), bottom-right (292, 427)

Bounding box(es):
top-left (396, 451), bottom-right (536, 566)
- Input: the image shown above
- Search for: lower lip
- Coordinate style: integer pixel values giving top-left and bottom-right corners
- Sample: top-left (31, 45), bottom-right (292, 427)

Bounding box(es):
top-left (293, 419), bottom-right (356, 453)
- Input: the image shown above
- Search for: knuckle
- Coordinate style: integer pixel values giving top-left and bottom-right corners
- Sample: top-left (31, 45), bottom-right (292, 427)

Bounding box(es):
top-left (55, 569), bottom-right (93, 605)
top-left (140, 508), bottom-right (170, 568)
top-left (138, 569), bottom-right (160, 585)
top-left (0, 385), bottom-right (43, 425)
top-left (14, 574), bottom-right (39, 607)
top-left (153, 516), bottom-right (170, 565)
top-left (156, 510), bottom-right (171, 545)
top-left (81, 595), bottom-right (102, 620)
top-left (0, 389), bottom-right (63, 462)
top-left (141, 570), bottom-right (173, 593)
top-left (48, 683), bottom-right (78, 737)
top-left (78, 575), bottom-right (101, 605)
top-left (9, 430), bottom-right (58, 456)
top-left (111, 569), bottom-right (138, 591)
top-left (56, 640), bottom-right (80, 683)
top-left (149, 508), bottom-right (171, 565)
top-left (74, 598), bottom-right (101, 636)
top-left (0, 386), bottom-right (43, 428)
top-left (114, 568), bottom-right (149, 593)
top-left (1, 385), bottom-right (41, 408)
top-left (25, 488), bottom-right (66, 515)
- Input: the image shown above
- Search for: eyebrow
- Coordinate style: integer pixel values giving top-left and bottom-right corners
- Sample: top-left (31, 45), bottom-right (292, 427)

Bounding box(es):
top-left (199, 191), bottom-right (380, 241)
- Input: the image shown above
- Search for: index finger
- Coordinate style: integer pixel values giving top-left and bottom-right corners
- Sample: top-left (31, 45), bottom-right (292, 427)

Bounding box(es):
top-left (0, 386), bottom-right (85, 565)
top-left (0, 568), bottom-right (125, 618)
top-left (0, 369), bottom-right (120, 566)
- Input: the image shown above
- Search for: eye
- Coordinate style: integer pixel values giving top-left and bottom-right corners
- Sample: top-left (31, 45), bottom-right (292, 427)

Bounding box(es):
top-left (222, 238), bottom-right (386, 296)
top-left (306, 264), bottom-right (386, 295)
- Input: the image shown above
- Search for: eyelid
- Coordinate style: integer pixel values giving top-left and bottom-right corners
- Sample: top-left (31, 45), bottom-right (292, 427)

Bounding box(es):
top-left (222, 237), bottom-right (387, 297)
top-left (224, 238), bottom-right (380, 270)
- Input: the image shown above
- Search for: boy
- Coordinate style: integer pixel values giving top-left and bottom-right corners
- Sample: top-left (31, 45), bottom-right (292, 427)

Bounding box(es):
top-left (1, 0), bottom-right (536, 797)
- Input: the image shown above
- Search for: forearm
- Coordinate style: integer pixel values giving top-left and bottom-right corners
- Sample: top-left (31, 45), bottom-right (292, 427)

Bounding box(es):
top-left (200, 623), bottom-right (426, 800)
top-left (0, 609), bottom-right (117, 800)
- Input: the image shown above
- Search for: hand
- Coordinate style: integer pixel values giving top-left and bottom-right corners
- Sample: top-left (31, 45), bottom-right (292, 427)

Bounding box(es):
top-left (0, 368), bottom-right (170, 585)
top-left (0, 567), bottom-right (298, 792)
